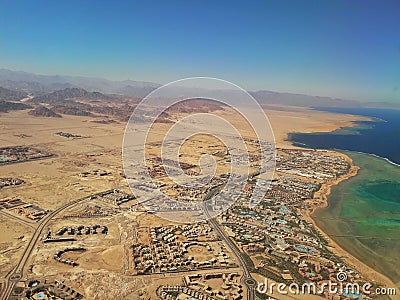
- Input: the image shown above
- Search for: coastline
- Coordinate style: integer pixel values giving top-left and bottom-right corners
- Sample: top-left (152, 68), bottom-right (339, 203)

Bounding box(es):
top-left (288, 106), bottom-right (400, 168)
top-left (265, 105), bottom-right (372, 149)
top-left (332, 148), bottom-right (400, 168)
top-left (302, 152), bottom-right (397, 291)
top-left (269, 106), bottom-right (400, 295)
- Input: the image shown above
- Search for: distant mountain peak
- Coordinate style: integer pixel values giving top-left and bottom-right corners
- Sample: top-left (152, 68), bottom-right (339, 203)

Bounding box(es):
top-left (0, 68), bottom-right (160, 96)
top-left (28, 87), bottom-right (111, 104)
top-left (0, 86), bottom-right (27, 101)
top-left (28, 105), bottom-right (62, 118)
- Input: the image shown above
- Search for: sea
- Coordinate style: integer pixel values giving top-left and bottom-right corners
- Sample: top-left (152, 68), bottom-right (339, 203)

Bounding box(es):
top-left (289, 107), bottom-right (400, 165)
top-left (288, 107), bottom-right (400, 285)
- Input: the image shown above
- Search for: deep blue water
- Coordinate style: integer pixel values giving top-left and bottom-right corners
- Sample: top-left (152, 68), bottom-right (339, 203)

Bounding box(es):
top-left (288, 107), bottom-right (400, 165)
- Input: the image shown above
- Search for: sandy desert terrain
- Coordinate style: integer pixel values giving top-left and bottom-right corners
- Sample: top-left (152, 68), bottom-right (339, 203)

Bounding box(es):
top-left (0, 105), bottom-right (376, 299)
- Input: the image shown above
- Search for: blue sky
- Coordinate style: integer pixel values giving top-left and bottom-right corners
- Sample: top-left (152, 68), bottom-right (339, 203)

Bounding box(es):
top-left (0, 0), bottom-right (399, 102)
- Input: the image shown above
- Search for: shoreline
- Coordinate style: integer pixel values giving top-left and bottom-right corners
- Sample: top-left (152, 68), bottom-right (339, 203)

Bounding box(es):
top-left (300, 151), bottom-right (397, 293)
top-left (269, 106), bottom-right (399, 294)
top-left (332, 148), bottom-right (400, 168)
top-left (288, 143), bottom-right (400, 168)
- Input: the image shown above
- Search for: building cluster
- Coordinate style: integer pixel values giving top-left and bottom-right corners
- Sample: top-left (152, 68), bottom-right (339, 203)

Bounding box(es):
top-left (63, 204), bottom-right (117, 219)
top-left (218, 149), bottom-right (373, 296)
top-left (55, 224), bottom-right (108, 236)
top-left (267, 176), bottom-right (321, 204)
top-left (133, 175), bottom-right (231, 213)
top-left (43, 224), bottom-right (108, 243)
top-left (21, 279), bottom-right (83, 300)
top-left (0, 177), bottom-right (25, 188)
top-left (0, 197), bottom-right (26, 209)
top-left (53, 247), bottom-right (86, 266)
top-left (163, 176), bottom-right (228, 204)
top-left (13, 204), bottom-right (48, 221)
top-left (0, 198), bottom-right (49, 221)
top-left (276, 149), bottom-right (350, 179)
top-left (152, 224), bottom-right (217, 242)
top-left (133, 224), bottom-right (234, 274)
top-left (0, 146), bottom-right (53, 165)
top-left (237, 175), bottom-right (321, 220)
top-left (136, 140), bottom-right (274, 213)
top-left (56, 131), bottom-right (84, 139)
top-left (146, 156), bottom-right (197, 178)
top-left (78, 169), bottom-right (111, 177)
top-left (91, 189), bottom-right (135, 206)
top-left (158, 272), bottom-right (243, 300)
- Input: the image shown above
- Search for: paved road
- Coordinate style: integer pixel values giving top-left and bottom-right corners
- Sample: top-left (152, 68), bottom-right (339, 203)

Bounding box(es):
top-left (0, 190), bottom-right (113, 300)
top-left (202, 194), bottom-right (257, 300)
top-left (0, 210), bottom-right (36, 230)
top-left (1, 188), bottom-right (258, 300)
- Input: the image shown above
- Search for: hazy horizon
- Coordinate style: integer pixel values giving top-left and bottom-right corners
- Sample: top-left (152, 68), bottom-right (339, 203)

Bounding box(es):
top-left (2, 67), bottom-right (399, 106)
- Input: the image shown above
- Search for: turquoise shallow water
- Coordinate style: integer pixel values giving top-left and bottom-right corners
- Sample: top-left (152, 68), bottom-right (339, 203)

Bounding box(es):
top-left (288, 107), bottom-right (400, 285)
top-left (313, 151), bottom-right (400, 284)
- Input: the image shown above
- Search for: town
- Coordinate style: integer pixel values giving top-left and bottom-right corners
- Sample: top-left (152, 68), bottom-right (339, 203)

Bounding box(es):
top-left (1, 146), bottom-right (382, 300)
top-left (0, 146), bottom-right (53, 165)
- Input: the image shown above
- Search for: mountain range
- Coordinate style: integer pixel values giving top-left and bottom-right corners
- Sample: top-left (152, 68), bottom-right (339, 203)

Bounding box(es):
top-left (0, 86), bottom-right (27, 101)
top-left (0, 68), bottom-right (398, 109)
top-left (0, 68), bottom-right (160, 97)
top-left (28, 87), bottom-right (114, 104)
